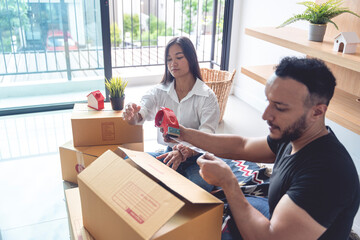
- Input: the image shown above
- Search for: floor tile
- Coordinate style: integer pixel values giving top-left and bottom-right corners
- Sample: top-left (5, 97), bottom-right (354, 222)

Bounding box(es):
top-left (1, 218), bottom-right (70, 240)
top-left (0, 94), bottom-right (266, 240)
top-left (0, 154), bottom-right (67, 229)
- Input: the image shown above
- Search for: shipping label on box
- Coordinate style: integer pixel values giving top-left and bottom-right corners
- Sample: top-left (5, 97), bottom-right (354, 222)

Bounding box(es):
top-left (71, 103), bottom-right (143, 147)
top-left (59, 140), bottom-right (144, 184)
top-left (78, 148), bottom-right (223, 240)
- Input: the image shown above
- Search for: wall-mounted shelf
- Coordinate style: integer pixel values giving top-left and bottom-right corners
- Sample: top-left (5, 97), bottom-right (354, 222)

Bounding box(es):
top-left (241, 65), bottom-right (360, 135)
top-left (245, 27), bottom-right (360, 73)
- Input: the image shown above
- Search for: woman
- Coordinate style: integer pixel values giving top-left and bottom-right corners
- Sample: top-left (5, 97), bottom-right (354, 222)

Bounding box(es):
top-left (123, 36), bottom-right (220, 192)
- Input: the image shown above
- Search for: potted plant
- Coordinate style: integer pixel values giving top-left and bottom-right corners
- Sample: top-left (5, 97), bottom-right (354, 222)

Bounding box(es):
top-left (105, 76), bottom-right (128, 110)
top-left (277, 0), bottom-right (360, 42)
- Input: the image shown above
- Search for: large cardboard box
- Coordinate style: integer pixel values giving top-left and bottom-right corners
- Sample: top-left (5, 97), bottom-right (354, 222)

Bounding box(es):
top-left (65, 187), bottom-right (94, 240)
top-left (78, 148), bottom-right (224, 240)
top-left (71, 103), bottom-right (143, 147)
top-left (59, 140), bottom-right (144, 184)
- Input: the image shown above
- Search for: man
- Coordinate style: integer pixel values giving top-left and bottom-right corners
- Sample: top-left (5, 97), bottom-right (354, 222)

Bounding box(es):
top-left (172, 57), bottom-right (360, 239)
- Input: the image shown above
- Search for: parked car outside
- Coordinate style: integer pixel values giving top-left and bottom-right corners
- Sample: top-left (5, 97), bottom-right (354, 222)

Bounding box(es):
top-left (46, 30), bottom-right (78, 51)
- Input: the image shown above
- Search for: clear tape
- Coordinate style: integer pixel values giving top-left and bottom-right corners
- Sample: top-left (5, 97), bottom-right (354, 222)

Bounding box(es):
top-left (169, 137), bottom-right (208, 154)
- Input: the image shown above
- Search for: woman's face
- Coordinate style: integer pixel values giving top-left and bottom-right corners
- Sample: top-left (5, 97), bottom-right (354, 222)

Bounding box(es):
top-left (166, 44), bottom-right (191, 79)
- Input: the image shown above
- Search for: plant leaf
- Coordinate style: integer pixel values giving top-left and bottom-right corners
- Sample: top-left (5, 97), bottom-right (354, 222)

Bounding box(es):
top-left (278, 0), bottom-right (360, 29)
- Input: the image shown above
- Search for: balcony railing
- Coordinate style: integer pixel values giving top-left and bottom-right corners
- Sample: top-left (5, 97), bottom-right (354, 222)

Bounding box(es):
top-left (0, 0), bottom-right (226, 84)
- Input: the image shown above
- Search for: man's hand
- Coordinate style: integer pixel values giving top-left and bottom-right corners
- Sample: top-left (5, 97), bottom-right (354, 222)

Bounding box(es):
top-left (196, 153), bottom-right (235, 188)
top-left (162, 125), bottom-right (187, 143)
top-left (157, 150), bottom-right (185, 170)
top-left (123, 103), bottom-right (142, 125)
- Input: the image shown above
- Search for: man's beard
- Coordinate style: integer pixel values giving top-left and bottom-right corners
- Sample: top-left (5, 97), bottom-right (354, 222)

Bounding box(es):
top-left (281, 113), bottom-right (308, 142)
top-left (270, 113), bottom-right (308, 142)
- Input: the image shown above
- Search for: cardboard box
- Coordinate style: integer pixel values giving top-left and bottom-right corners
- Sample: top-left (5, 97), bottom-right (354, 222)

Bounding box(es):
top-left (65, 187), bottom-right (94, 240)
top-left (78, 148), bottom-right (223, 240)
top-left (71, 103), bottom-right (143, 147)
top-left (59, 140), bottom-right (144, 184)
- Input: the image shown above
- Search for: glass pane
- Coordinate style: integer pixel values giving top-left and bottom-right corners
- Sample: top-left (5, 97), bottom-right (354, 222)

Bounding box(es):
top-left (0, 0), bottom-right (104, 110)
top-left (109, 0), bottom-right (222, 74)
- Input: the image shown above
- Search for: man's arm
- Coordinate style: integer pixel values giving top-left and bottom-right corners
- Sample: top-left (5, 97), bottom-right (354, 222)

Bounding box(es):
top-left (181, 126), bottom-right (275, 163)
top-left (225, 181), bottom-right (326, 240)
top-left (197, 154), bottom-right (326, 240)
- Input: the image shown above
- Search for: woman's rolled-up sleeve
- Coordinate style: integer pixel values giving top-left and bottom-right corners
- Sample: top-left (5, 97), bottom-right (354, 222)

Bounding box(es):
top-left (138, 87), bottom-right (159, 125)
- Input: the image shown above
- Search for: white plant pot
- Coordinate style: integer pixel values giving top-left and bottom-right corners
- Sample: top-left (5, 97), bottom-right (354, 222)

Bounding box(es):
top-left (308, 23), bottom-right (327, 42)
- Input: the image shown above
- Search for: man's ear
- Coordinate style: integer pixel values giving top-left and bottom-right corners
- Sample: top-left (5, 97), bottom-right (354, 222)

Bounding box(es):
top-left (313, 104), bottom-right (327, 118)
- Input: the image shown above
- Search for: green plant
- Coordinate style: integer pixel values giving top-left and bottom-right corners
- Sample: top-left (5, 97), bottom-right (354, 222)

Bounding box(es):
top-left (123, 14), bottom-right (140, 40)
top-left (110, 23), bottom-right (122, 46)
top-left (148, 14), bottom-right (172, 37)
top-left (174, 0), bottom-right (216, 34)
top-left (278, 0), bottom-right (360, 30)
top-left (0, 1), bottom-right (29, 52)
top-left (105, 76), bottom-right (128, 98)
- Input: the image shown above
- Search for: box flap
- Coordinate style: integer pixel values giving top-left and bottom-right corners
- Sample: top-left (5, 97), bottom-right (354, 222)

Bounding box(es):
top-left (61, 141), bottom-right (120, 157)
top-left (78, 150), bottom-right (185, 240)
top-left (115, 147), bottom-right (223, 204)
top-left (60, 141), bottom-right (143, 158)
top-left (72, 103), bottom-right (123, 119)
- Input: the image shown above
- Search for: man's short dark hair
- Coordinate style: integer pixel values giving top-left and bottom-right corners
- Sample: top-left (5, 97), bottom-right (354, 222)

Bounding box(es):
top-left (275, 57), bottom-right (336, 106)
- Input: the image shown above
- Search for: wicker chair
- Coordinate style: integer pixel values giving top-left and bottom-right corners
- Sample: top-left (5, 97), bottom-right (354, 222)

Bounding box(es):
top-left (201, 68), bottom-right (236, 122)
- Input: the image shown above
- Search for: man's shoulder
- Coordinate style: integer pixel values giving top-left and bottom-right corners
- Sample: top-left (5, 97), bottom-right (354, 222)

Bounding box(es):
top-left (308, 128), bottom-right (350, 158)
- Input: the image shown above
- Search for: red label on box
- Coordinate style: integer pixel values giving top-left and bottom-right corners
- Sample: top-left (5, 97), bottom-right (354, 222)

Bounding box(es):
top-left (75, 164), bottom-right (85, 173)
top-left (101, 122), bottom-right (115, 141)
top-left (112, 182), bottom-right (160, 224)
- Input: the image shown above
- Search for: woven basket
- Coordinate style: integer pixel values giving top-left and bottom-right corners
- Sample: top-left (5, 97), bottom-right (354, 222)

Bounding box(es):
top-left (201, 68), bottom-right (236, 122)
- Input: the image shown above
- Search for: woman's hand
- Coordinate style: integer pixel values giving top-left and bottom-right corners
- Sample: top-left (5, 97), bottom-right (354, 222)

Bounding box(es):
top-left (123, 103), bottom-right (142, 125)
top-left (157, 150), bottom-right (185, 171)
top-left (173, 144), bottom-right (194, 159)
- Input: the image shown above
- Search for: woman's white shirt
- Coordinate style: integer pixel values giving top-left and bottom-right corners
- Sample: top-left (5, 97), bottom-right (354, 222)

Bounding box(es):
top-left (138, 78), bottom-right (220, 146)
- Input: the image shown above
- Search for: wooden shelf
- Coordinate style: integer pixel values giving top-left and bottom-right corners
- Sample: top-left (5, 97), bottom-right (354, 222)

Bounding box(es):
top-left (241, 65), bottom-right (360, 135)
top-left (245, 27), bottom-right (360, 73)
top-left (241, 65), bottom-right (273, 85)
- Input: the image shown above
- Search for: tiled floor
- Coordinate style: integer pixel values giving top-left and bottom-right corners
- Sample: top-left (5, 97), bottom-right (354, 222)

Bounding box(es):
top-left (0, 86), bottom-right (268, 240)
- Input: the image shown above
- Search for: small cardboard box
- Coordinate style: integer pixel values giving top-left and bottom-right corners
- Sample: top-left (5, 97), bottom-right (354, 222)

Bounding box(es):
top-left (71, 103), bottom-right (143, 147)
top-left (78, 148), bottom-right (224, 240)
top-left (65, 187), bottom-right (94, 240)
top-left (59, 140), bottom-right (144, 184)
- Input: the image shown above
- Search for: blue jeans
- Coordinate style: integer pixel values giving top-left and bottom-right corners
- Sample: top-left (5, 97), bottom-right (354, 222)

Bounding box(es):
top-left (147, 147), bottom-right (214, 192)
top-left (222, 195), bottom-right (270, 240)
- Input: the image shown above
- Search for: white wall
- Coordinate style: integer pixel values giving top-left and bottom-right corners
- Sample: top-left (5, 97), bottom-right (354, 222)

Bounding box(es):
top-left (229, 0), bottom-right (360, 234)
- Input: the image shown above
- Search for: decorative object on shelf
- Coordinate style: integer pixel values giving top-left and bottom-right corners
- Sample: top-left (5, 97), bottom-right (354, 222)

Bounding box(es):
top-left (277, 0), bottom-right (360, 42)
top-left (333, 32), bottom-right (360, 53)
top-left (244, 25), bottom-right (360, 135)
top-left (105, 76), bottom-right (128, 111)
top-left (87, 90), bottom-right (105, 110)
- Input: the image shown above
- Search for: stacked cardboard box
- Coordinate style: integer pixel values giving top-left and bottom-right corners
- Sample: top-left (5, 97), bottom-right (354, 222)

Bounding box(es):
top-left (59, 102), bottom-right (143, 184)
top-left (65, 187), bottom-right (94, 240)
top-left (66, 147), bottom-right (223, 240)
top-left (63, 103), bottom-right (223, 239)
top-left (71, 103), bottom-right (143, 147)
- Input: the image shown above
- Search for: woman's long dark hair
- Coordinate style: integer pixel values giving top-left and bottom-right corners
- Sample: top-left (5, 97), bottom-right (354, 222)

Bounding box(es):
top-left (161, 36), bottom-right (203, 84)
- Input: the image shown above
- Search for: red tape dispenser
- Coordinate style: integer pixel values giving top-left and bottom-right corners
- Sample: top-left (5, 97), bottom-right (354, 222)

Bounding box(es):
top-left (155, 107), bottom-right (180, 138)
